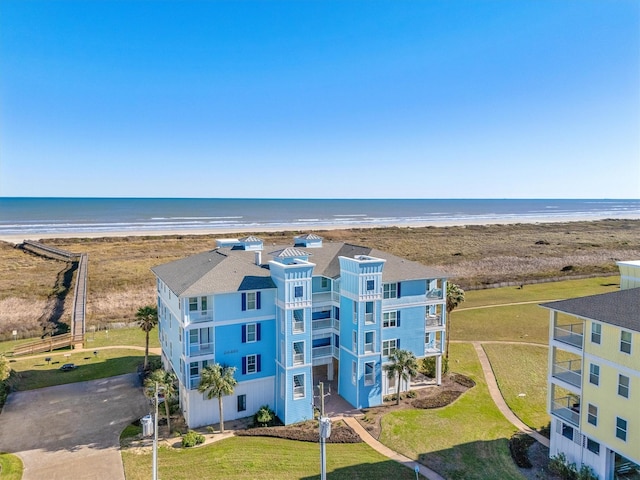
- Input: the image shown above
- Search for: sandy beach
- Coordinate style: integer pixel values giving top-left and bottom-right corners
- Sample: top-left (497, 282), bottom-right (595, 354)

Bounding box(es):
top-left (2, 213), bottom-right (639, 245)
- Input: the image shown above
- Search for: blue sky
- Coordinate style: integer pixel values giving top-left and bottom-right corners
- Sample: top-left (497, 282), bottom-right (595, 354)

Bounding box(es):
top-left (1, 1), bottom-right (638, 199)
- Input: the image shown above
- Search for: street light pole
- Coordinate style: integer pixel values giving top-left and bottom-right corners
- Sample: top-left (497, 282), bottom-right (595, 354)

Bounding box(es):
top-left (153, 381), bottom-right (158, 480)
top-left (318, 382), bottom-right (331, 480)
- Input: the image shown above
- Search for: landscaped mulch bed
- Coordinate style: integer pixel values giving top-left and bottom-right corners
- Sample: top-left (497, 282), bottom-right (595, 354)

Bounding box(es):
top-left (236, 419), bottom-right (361, 443)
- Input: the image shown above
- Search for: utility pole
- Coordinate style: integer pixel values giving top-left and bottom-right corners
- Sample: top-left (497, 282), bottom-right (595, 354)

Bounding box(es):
top-left (317, 382), bottom-right (332, 480)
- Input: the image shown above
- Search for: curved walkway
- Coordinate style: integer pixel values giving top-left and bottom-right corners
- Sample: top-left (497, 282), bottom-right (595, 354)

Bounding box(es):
top-left (471, 341), bottom-right (549, 447)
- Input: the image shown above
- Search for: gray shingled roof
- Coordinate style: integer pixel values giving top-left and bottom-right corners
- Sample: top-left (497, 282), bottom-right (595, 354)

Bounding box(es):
top-left (151, 249), bottom-right (275, 296)
top-left (152, 241), bottom-right (448, 297)
top-left (540, 288), bottom-right (640, 332)
top-left (295, 233), bottom-right (323, 240)
top-left (269, 247), bottom-right (311, 258)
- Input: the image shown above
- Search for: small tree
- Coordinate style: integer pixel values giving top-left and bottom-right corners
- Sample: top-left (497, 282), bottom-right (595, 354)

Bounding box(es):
top-left (383, 349), bottom-right (418, 405)
top-left (198, 363), bottom-right (237, 433)
top-left (445, 283), bottom-right (465, 361)
top-left (254, 405), bottom-right (275, 427)
top-left (145, 369), bottom-right (177, 434)
top-left (136, 305), bottom-right (158, 370)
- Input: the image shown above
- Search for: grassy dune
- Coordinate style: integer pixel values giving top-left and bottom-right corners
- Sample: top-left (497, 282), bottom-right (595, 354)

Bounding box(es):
top-left (1, 219), bottom-right (639, 339)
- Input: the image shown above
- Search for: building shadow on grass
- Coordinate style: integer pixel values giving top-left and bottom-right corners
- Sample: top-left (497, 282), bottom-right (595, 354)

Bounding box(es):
top-left (300, 458), bottom-right (418, 480)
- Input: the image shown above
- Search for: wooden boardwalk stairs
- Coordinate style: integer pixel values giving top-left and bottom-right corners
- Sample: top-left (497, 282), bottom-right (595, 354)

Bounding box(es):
top-left (13, 241), bottom-right (88, 355)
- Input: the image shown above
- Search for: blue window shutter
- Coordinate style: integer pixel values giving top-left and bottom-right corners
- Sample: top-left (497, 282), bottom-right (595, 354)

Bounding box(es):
top-left (256, 291), bottom-right (261, 309)
top-left (397, 282), bottom-right (401, 298)
top-left (241, 293), bottom-right (247, 311)
top-left (242, 357), bottom-right (247, 375)
top-left (397, 339), bottom-right (401, 349)
top-left (256, 323), bottom-right (262, 341)
top-left (241, 325), bottom-right (247, 343)
top-left (257, 354), bottom-right (262, 372)
top-left (397, 311), bottom-right (401, 327)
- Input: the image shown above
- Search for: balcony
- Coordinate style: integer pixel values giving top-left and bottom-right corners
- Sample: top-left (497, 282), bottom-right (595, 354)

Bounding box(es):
top-left (364, 313), bottom-right (374, 324)
top-left (554, 323), bottom-right (584, 349)
top-left (425, 343), bottom-right (442, 355)
top-left (189, 342), bottom-right (214, 357)
top-left (312, 291), bottom-right (340, 304)
top-left (552, 360), bottom-right (582, 388)
top-left (551, 396), bottom-right (580, 426)
top-left (186, 310), bottom-right (213, 324)
top-left (312, 345), bottom-right (333, 359)
top-left (312, 318), bottom-right (339, 331)
top-left (425, 314), bottom-right (443, 328)
top-left (427, 288), bottom-right (443, 300)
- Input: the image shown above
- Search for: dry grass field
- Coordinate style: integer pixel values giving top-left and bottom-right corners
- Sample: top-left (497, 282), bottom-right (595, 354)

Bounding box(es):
top-left (1, 219), bottom-right (639, 340)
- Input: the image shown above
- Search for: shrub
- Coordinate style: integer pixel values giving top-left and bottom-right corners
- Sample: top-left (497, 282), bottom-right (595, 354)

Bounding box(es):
top-left (181, 430), bottom-right (205, 448)
top-left (508, 433), bottom-right (534, 468)
top-left (253, 405), bottom-right (276, 427)
top-left (421, 357), bottom-right (449, 377)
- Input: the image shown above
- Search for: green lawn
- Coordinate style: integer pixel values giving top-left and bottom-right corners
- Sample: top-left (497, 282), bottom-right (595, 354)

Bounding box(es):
top-left (459, 276), bottom-right (619, 309)
top-left (0, 452), bottom-right (23, 480)
top-left (121, 436), bottom-right (417, 480)
top-left (482, 343), bottom-right (550, 430)
top-left (379, 343), bottom-right (524, 480)
top-left (83, 326), bottom-right (160, 349)
top-left (451, 304), bottom-right (550, 344)
top-left (8, 349), bottom-right (157, 390)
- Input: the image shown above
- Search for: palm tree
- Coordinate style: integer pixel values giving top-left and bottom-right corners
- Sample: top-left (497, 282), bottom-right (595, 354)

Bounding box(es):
top-left (136, 305), bottom-right (158, 370)
top-left (445, 283), bottom-right (465, 361)
top-left (198, 363), bottom-right (237, 433)
top-left (145, 369), bottom-right (177, 434)
top-left (383, 349), bottom-right (418, 405)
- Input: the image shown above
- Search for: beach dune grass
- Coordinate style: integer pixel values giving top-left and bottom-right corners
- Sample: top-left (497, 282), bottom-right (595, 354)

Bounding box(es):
top-left (379, 342), bottom-right (523, 480)
top-left (121, 436), bottom-right (417, 480)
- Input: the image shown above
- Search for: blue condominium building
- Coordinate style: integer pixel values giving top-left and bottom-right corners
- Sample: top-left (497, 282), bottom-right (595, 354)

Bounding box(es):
top-left (151, 234), bottom-right (448, 427)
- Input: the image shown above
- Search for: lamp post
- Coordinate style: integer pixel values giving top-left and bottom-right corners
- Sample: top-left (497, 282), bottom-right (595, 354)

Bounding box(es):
top-left (317, 382), bottom-right (331, 480)
top-left (153, 381), bottom-right (159, 480)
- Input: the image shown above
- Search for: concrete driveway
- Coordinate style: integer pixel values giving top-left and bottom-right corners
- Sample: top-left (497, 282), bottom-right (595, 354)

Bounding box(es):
top-left (0, 373), bottom-right (149, 480)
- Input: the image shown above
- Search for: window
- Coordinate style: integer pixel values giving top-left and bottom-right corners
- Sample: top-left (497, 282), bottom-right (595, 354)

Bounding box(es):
top-left (280, 373), bottom-right (285, 399)
top-left (190, 362), bottom-right (199, 377)
top-left (352, 331), bottom-right (357, 352)
top-left (242, 291), bottom-right (261, 311)
top-left (244, 323), bottom-right (257, 343)
top-left (621, 331), bottom-right (632, 354)
top-left (201, 296), bottom-right (208, 311)
top-left (237, 394), bottom-right (246, 412)
top-left (321, 277), bottom-right (329, 288)
top-left (364, 331), bottom-right (374, 353)
top-left (591, 323), bottom-right (601, 344)
top-left (189, 297), bottom-right (198, 311)
top-left (589, 363), bottom-right (600, 386)
top-left (352, 361), bottom-right (357, 385)
top-left (383, 311), bottom-right (398, 328)
top-left (246, 354), bottom-right (257, 374)
top-left (366, 280), bottom-right (375, 291)
top-left (353, 301), bottom-right (357, 324)
top-left (383, 283), bottom-right (397, 299)
top-left (383, 339), bottom-right (398, 357)
top-left (587, 404), bottom-right (597, 426)
top-left (562, 423), bottom-right (574, 440)
top-left (294, 286), bottom-right (303, 298)
top-left (364, 362), bottom-right (375, 386)
top-left (293, 309), bottom-right (304, 333)
top-left (616, 417), bottom-right (627, 441)
top-left (586, 438), bottom-right (600, 455)
top-left (293, 374), bottom-right (305, 399)
top-left (618, 375), bottom-right (630, 398)
top-left (293, 341), bottom-right (304, 365)
top-left (365, 302), bottom-right (374, 324)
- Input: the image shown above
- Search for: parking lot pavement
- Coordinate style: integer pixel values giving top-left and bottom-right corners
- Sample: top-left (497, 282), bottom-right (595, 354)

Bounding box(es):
top-left (0, 373), bottom-right (149, 480)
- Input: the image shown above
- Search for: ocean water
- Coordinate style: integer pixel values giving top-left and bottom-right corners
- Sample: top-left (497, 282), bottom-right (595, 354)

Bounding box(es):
top-left (0, 198), bottom-right (639, 237)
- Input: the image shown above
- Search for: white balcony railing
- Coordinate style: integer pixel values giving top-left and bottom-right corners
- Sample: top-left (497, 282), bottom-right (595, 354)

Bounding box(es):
top-left (312, 345), bottom-right (333, 359)
top-left (425, 314), bottom-right (443, 328)
top-left (187, 310), bottom-right (213, 324)
top-left (293, 321), bottom-right (305, 334)
top-left (293, 353), bottom-right (304, 365)
top-left (312, 318), bottom-right (333, 330)
top-left (551, 396), bottom-right (580, 426)
top-left (425, 344), bottom-right (442, 355)
top-left (554, 324), bottom-right (584, 349)
top-left (552, 360), bottom-right (582, 388)
top-left (189, 342), bottom-right (214, 357)
top-left (364, 313), bottom-right (374, 324)
top-left (426, 288), bottom-right (443, 300)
